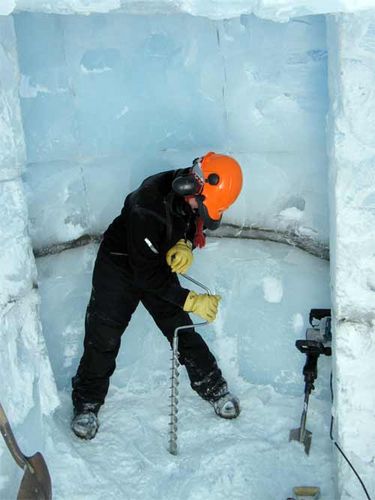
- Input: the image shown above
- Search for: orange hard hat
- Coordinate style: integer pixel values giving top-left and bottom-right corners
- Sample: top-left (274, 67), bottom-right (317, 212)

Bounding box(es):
top-left (194, 152), bottom-right (243, 229)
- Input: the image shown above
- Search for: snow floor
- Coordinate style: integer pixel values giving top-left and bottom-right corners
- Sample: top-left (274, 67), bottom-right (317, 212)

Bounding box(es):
top-left (33, 238), bottom-right (334, 500)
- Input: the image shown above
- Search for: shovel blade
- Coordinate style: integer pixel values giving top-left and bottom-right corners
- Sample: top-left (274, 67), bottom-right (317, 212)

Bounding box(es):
top-left (17, 452), bottom-right (52, 500)
top-left (289, 427), bottom-right (312, 455)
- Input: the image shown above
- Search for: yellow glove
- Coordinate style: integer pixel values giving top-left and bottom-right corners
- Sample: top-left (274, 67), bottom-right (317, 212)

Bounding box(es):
top-left (183, 291), bottom-right (221, 322)
top-left (166, 239), bottom-right (193, 274)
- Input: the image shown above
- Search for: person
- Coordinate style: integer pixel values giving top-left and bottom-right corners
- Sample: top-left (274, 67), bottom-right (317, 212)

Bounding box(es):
top-left (71, 152), bottom-right (243, 440)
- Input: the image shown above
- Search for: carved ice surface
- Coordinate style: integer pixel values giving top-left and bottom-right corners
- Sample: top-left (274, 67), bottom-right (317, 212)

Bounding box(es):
top-left (0, 3), bottom-right (375, 500)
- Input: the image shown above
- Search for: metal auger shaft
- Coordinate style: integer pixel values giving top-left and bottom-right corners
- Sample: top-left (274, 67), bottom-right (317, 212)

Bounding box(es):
top-left (142, 243), bottom-right (213, 456)
top-left (168, 331), bottom-right (180, 455)
top-left (167, 273), bottom-right (211, 456)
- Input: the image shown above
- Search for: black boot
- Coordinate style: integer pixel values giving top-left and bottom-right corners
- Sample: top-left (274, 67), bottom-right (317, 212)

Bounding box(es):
top-left (210, 392), bottom-right (241, 419)
top-left (191, 366), bottom-right (241, 420)
top-left (71, 402), bottom-right (100, 440)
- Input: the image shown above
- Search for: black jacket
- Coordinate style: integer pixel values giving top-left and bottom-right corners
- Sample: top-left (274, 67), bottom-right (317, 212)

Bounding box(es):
top-left (101, 170), bottom-right (198, 307)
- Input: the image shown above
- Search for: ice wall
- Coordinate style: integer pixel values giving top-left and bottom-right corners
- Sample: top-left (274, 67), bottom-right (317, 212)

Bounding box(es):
top-left (327, 12), bottom-right (375, 499)
top-left (14, 13), bottom-right (329, 254)
top-left (0, 14), bottom-right (58, 493)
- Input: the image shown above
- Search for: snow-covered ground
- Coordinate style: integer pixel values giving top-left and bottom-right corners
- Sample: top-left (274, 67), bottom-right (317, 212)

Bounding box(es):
top-left (44, 382), bottom-right (333, 500)
top-left (26, 238), bottom-right (334, 500)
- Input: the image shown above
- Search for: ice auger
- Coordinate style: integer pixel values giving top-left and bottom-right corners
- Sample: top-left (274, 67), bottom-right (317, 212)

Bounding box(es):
top-left (168, 273), bottom-right (211, 456)
top-left (289, 309), bottom-right (332, 455)
top-left (143, 238), bottom-right (213, 456)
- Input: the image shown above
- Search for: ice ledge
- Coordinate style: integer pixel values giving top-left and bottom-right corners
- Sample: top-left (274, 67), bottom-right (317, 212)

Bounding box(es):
top-left (209, 223), bottom-right (329, 260)
top-left (1, 0), bottom-right (375, 20)
top-left (32, 224), bottom-right (329, 261)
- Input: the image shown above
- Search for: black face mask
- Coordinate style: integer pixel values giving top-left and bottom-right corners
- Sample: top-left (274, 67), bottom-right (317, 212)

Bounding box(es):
top-left (196, 195), bottom-right (221, 230)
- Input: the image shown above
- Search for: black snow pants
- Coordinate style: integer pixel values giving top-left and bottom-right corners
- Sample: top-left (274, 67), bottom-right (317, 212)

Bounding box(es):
top-left (72, 247), bottom-right (226, 410)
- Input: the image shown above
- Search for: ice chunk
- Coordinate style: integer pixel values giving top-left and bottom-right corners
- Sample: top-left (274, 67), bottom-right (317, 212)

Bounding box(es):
top-left (291, 312), bottom-right (304, 334)
top-left (262, 276), bottom-right (283, 303)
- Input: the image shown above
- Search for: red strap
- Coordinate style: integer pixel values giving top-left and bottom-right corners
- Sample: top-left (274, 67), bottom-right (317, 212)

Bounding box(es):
top-left (194, 217), bottom-right (206, 248)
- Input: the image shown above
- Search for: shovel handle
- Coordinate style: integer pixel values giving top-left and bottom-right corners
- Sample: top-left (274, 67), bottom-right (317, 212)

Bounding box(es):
top-left (0, 403), bottom-right (28, 470)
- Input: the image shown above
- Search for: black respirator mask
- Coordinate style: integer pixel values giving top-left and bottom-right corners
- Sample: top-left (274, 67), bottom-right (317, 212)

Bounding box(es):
top-left (171, 158), bottom-right (221, 230)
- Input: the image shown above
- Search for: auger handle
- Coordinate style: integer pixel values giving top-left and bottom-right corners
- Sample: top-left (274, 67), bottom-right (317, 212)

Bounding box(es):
top-left (181, 273), bottom-right (212, 295)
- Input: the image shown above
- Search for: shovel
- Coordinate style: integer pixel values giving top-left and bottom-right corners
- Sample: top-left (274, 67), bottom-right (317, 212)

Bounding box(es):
top-left (0, 402), bottom-right (52, 500)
